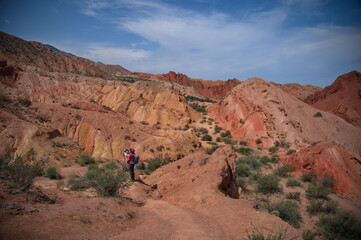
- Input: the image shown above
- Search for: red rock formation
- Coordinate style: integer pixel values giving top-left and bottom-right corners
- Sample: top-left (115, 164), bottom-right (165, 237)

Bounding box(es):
top-left (134, 71), bottom-right (241, 99)
top-left (305, 71), bottom-right (361, 128)
top-left (207, 77), bottom-right (361, 155)
top-left (281, 142), bottom-right (361, 197)
top-left (272, 82), bottom-right (322, 101)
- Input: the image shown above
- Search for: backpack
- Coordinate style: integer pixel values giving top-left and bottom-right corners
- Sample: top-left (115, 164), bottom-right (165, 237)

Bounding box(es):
top-left (133, 154), bottom-right (140, 164)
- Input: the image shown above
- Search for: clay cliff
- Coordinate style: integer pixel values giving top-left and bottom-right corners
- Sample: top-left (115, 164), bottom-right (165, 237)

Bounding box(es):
top-left (272, 82), bottom-right (321, 101)
top-left (305, 71), bottom-right (361, 128)
top-left (207, 77), bottom-right (361, 155)
top-left (134, 71), bottom-right (241, 99)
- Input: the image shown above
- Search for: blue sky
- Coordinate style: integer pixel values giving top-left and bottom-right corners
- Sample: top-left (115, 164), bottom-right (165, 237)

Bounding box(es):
top-left (1, 0), bottom-right (361, 87)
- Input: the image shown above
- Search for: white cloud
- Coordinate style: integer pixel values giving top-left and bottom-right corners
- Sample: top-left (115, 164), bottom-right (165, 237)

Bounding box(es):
top-left (76, 0), bottom-right (361, 86)
top-left (81, 43), bottom-right (151, 64)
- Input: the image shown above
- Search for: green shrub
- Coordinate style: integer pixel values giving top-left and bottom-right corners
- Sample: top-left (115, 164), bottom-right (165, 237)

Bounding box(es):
top-left (145, 155), bottom-right (170, 173)
top-left (68, 173), bottom-right (89, 190)
top-left (237, 177), bottom-right (249, 191)
top-left (71, 105), bottom-right (81, 109)
top-left (239, 141), bottom-right (248, 146)
top-left (274, 164), bottom-right (295, 177)
top-left (136, 162), bottom-right (146, 170)
top-left (234, 147), bottom-right (253, 156)
top-left (189, 103), bottom-right (207, 113)
top-left (320, 175), bottom-right (335, 189)
top-left (220, 131), bottom-right (232, 138)
top-left (87, 164), bottom-right (99, 171)
top-left (286, 178), bottom-right (302, 187)
top-left (104, 161), bottom-right (117, 170)
top-left (268, 146), bottom-right (279, 154)
top-left (76, 154), bottom-right (95, 166)
top-left (216, 137), bottom-right (221, 142)
top-left (202, 134), bottom-right (213, 141)
top-left (140, 121), bottom-right (149, 125)
top-left (236, 163), bottom-right (251, 177)
top-left (287, 192), bottom-right (301, 201)
top-left (318, 211), bottom-right (361, 240)
top-left (214, 125), bottom-right (222, 133)
top-left (314, 112), bottom-right (323, 118)
top-left (247, 228), bottom-right (287, 240)
top-left (5, 155), bottom-right (43, 191)
top-left (206, 145), bottom-right (219, 155)
top-left (323, 200), bottom-right (338, 214)
top-left (286, 149), bottom-right (296, 155)
top-left (302, 230), bottom-right (318, 240)
top-left (259, 156), bottom-right (279, 164)
top-left (301, 170), bottom-right (315, 182)
top-left (307, 200), bottom-right (324, 215)
top-left (255, 138), bottom-right (262, 144)
top-left (222, 137), bottom-right (235, 145)
top-left (237, 156), bottom-right (261, 170)
top-left (268, 201), bottom-right (302, 228)
top-left (85, 167), bottom-right (127, 197)
top-left (46, 167), bottom-right (61, 179)
top-left (0, 93), bottom-right (12, 107)
top-left (198, 127), bottom-right (208, 134)
top-left (17, 97), bottom-right (32, 107)
top-left (306, 184), bottom-right (332, 200)
top-left (256, 174), bottom-right (283, 194)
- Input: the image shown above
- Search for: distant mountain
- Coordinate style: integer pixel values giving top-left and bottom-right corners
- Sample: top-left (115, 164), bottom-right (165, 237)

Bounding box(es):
top-left (45, 44), bottom-right (76, 57)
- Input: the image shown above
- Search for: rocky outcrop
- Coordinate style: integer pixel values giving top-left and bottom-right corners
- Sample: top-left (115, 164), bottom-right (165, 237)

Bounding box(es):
top-left (281, 142), bottom-right (361, 197)
top-left (134, 71), bottom-right (241, 99)
top-left (207, 77), bottom-right (361, 155)
top-left (305, 71), bottom-right (361, 128)
top-left (141, 146), bottom-right (300, 239)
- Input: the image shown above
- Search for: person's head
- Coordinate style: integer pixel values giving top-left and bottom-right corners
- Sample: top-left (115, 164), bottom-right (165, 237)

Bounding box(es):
top-left (124, 149), bottom-right (129, 153)
top-left (130, 148), bottom-right (135, 154)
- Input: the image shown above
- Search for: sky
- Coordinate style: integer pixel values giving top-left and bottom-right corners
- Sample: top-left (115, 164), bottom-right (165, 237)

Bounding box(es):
top-left (1, 0), bottom-right (361, 87)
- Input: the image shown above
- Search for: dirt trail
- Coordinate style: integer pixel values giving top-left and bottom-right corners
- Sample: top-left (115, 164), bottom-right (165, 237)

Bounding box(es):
top-left (111, 199), bottom-right (227, 240)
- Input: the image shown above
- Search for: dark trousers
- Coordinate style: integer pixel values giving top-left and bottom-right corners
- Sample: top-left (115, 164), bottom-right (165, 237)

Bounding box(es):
top-left (128, 164), bottom-right (135, 181)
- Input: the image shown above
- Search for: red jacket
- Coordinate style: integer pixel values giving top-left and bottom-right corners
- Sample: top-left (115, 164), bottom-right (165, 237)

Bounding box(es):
top-left (127, 153), bottom-right (135, 164)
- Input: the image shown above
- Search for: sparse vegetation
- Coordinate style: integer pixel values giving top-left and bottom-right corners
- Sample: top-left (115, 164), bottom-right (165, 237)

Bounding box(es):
top-left (237, 177), bottom-right (249, 191)
top-left (255, 138), bottom-right (262, 144)
top-left (302, 230), bottom-right (318, 240)
top-left (185, 95), bottom-right (216, 103)
top-left (256, 174), bottom-right (282, 194)
top-left (286, 149), bottom-right (296, 155)
top-left (140, 121), bottom-right (149, 125)
top-left (259, 155), bottom-right (279, 164)
top-left (46, 167), bottom-right (61, 179)
top-left (234, 147), bottom-right (253, 156)
top-left (274, 164), bottom-right (295, 177)
top-left (317, 211), bottom-right (361, 240)
top-left (76, 154), bottom-right (95, 166)
top-left (71, 105), bottom-right (81, 109)
top-left (267, 201), bottom-right (302, 228)
top-left (306, 184), bottom-right (332, 200)
top-left (239, 141), bottom-right (248, 146)
top-left (214, 125), bottom-right (222, 133)
top-left (314, 112), bottom-right (323, 118)
top-left (286, 178), bottom-right (302, 188)
top-left (301, 170), bottom-right (315, 182)
top-left (136, 162), bottom-right (146, 170)
top-left (247, 227), bottom-right (288, 240)
top-left (145, 155), bottom-right (171, 173)
top-left (202, 134), bottom-right (213, 141)
top-left (220, 131), bottom-right (232, 138)
top-left (206, 145), bottom-right (219, 155)
top-left (236, 163), bottom-right (251, 177)
top-left (17, 97), bottom-right (32, 107)
top-left (189, 103), bottom-right (207, 113)
top-left (286, 192), bottom-right (301, 201)
top-left (222, 137), bottom-right (235, 145)
top-left (307, 199), bottom-right (338, 215)
top-left (0, 93), bottom-right (12, 107)
top-left (104, 161), bottom-right (117, 170)
top-left (198, 127), bottom-right (208, 134)
top-left (320, 175), bottom-right (335, 189)
top-left (268, 146), bottom-right (279, 154)
top-left (237, 156), bottom-right (262, 170)
top-left (5, 155), bottom-right (43, 191)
